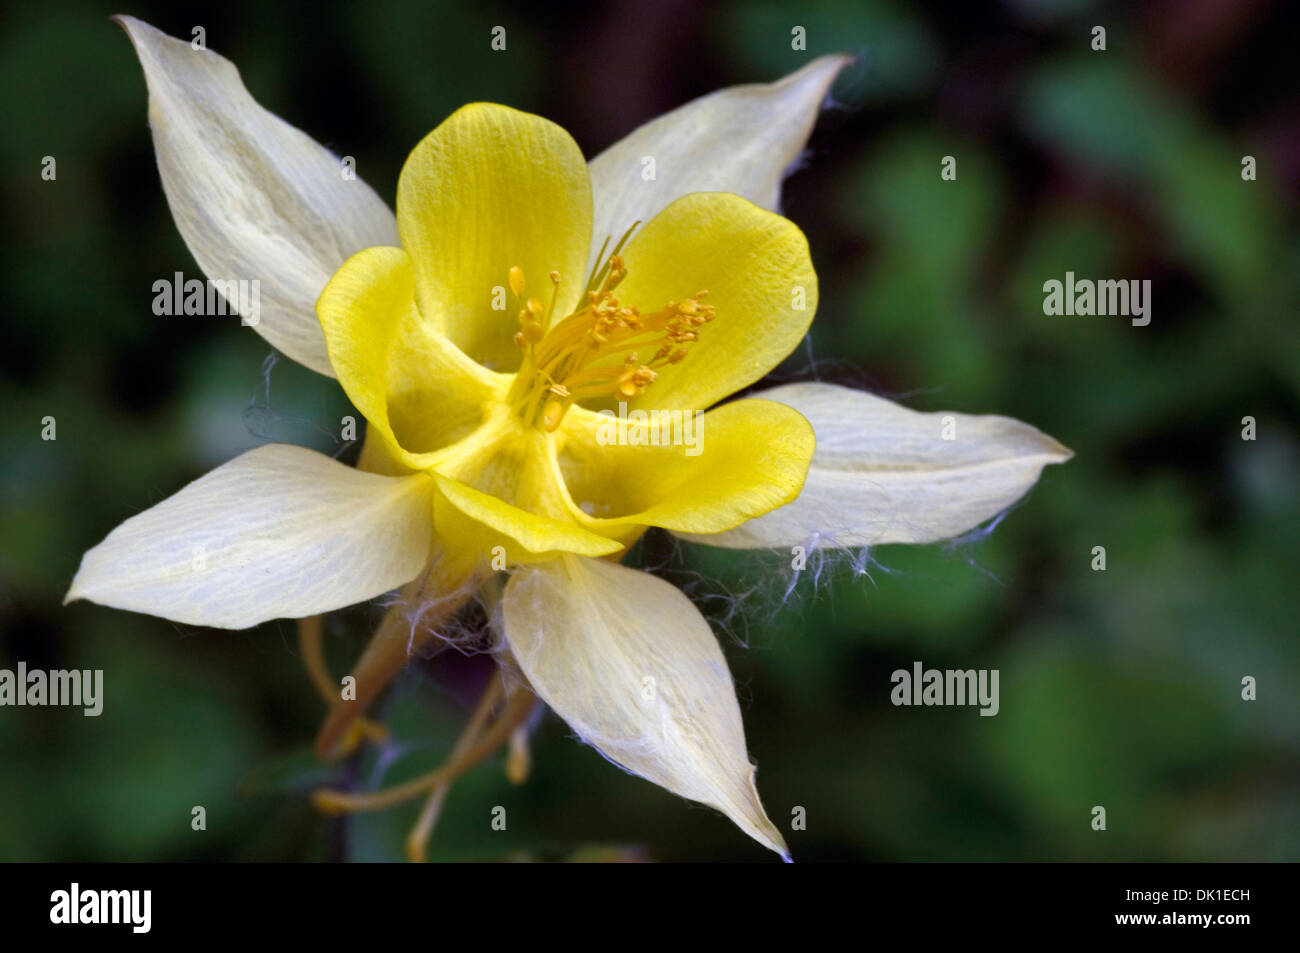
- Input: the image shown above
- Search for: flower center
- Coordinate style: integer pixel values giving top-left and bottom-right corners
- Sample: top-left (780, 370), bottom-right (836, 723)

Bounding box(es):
top-left (504, 245), bottom-right (715, 432)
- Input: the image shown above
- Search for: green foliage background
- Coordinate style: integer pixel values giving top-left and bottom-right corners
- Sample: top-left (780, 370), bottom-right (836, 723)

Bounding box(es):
top-left (1, 0), bottom-right (1296, 861)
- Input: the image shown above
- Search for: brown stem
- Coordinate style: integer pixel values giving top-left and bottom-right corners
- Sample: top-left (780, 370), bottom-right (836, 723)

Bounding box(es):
top-left (405, 676), bottom-right (507, 863)
top-left (314, 553), bottom-right (483, 760)
top-left (298, 615), bottom-right (335, 704)
top-left (313, 685), bottom-right (537, 814)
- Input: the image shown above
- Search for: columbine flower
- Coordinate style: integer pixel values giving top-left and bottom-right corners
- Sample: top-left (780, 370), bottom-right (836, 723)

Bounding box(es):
top-left (67, 17), bottom-right (1071, 860)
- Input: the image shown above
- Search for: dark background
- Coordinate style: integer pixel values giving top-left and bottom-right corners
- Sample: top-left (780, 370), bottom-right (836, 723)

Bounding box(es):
top-left (1, 0), bottom-right (1297, 861)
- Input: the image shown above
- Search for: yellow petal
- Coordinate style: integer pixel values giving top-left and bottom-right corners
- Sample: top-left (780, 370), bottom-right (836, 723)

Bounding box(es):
top-left (605, 192), bottom-right (816, 412)
top-left (556, 398), bottom-right (814, 536)
top-left (678, 382), bottom-right (1074, 548)
top-left (427, 417), bottom-right (624, 561)
top-left (431, 474), bottom-right (622, 562)
top-left (65, 445), bottom-right (435, 629)
top-left (397, 103), bottom-right (593, 372)
top-left (115, 16), bottom-right (399, 377)
top-left (316, 245), bottom-right (503, 472)
top-left (588, 54), bottom-right (852, 272)
top-left (504, 555), bottom-right (789, 858)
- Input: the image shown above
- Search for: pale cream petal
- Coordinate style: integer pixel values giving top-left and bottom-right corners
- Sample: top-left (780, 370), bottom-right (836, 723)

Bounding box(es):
top-left (117, 16), bottom-right (399, 376)
top-left (503, 555), bottom-right (789, 858)
top-left (587, 54), bottom-right (852, 270)
top-left (66, 444), bottom-right (434, 629)
top-left (679, 382), bottom-right (1073, 549)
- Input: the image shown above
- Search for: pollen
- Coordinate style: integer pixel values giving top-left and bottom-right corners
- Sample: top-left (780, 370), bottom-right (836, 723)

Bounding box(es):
top-left (508, 266), bottom-right (560, 351)
top-left (507, 266), bottom-right (526, 297)
top-left (505, 248), bottom-right (715, 432)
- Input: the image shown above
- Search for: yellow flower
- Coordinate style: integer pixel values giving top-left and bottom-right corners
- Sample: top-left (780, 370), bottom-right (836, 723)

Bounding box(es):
top-left (318, 101), bottom-right (819, 568)
top-left (67, 17), bottom-right (1071, 860)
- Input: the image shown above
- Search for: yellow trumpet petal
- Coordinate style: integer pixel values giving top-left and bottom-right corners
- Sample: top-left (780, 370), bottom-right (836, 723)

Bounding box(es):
top-left (556, 398), bottom-right (814, 537)
top-left (397, 103), bottom-right (593, 372)
top-left (599, 191), bottom-right (817, 413)
top-left (431, 473), bottom-right (622, 561)
top-left (316, 245), bottom-right (504, 472)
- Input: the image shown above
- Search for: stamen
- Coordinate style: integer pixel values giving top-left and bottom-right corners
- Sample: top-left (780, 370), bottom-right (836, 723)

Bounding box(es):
top-left (544, 271), bottom-right (561, 332)
top-left (540, 399), bottom-right (563, 431)
top-left (585, 236), bottom-right (611, 292)
top-left (504, 250), bottom-right (714, 432)
top-left (513, 267), bottom-right (565, 351)
top-left (585, 221), bottom-right (642, 295)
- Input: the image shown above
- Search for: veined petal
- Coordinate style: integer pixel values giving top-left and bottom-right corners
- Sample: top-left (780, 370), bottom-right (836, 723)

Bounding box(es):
top-left (609, 192), bottom-right (816, 412)
top-left (65, 444), bottom-right (435, 629)
top-left (679, 382), bottom-right (1073, 549)
top-left (588, 54), bottom-right (851, 271)
top-left (116, 16), bottom-right (399, 377)
top-left (556, 398), bottom-right (814, 536)
top-left (503, 555), bottom-right (789, 858)
top-left (316, 246), bottom-right (623, 563)
top-left (397, 103), bottom-right (593, 372)
top-left (316, 245), bottom-right (504, 471)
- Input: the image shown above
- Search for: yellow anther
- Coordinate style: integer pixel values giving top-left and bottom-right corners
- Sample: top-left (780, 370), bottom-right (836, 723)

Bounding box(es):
top-left (508, 266), bottom-right (525, 297)
top-left (615, 365), bottom-right (656, 397)
top-left (506, 253), bottom-right (712, 430)
top-left (541, 398), bottom-right (566, 432)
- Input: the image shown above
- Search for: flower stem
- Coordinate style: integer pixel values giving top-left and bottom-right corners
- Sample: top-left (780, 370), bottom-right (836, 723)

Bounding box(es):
top-left (312, 683), bottom-right (536, 815)
top-left (300, 613), bottom-right (389, 755)
top-left (405, 675), bottom-right (507, 862)
top-left (298, 615), bottom-right (334, 704)
top-left (314, 551), bottom-right (483, 760)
